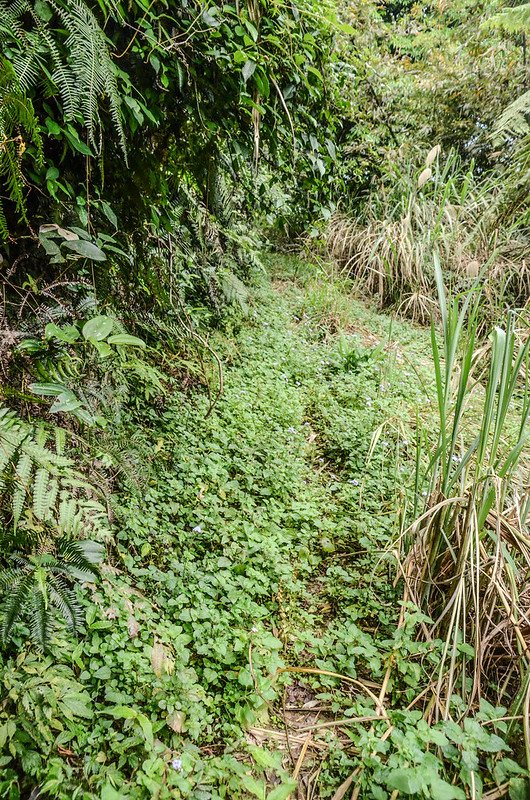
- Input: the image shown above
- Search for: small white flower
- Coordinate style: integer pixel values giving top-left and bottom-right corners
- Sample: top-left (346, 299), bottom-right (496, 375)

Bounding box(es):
top-left (192, 525), bottom-right (202, 533)
top-left (287, 426), bottom-right (297, 434)
top-left (349, 479), bottom-right (359, 486)
top-left (171, 758), bottom-right (183, 771)
top-left (251, 626), bottom-right (258, 633)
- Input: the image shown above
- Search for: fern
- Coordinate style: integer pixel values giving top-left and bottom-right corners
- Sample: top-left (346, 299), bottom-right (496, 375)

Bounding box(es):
top-left (494, 89), bottom-right (530, 142)
top-left (0, 57), bottom-right (43, 237)
top-left (488, 3), bottom-right (530, 34)
top-left (0, 0), bottom-right (127, 235)
top-left (0, 0), bottom-right (127, 158)
top-left (32, 467), bottom-right (50, 520)
top-left (0, 544), bottom-right (101, 646)
top-left (0, 407), bottom-right (107, 647)
top-left (13, 452), bottom-right (32, 528)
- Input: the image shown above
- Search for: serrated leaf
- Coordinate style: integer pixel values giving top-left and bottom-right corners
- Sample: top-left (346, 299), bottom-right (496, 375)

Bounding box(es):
top-left (60, 692), bottom-right (93, 719)
top-left (137, 712), bottom-right (153, 749)
top-left (238, 667), bottom-right (254, 687)
top-left (93, 665), bottom-right (111, 679)
top-left (386, 768), bottom-right (422, 794)
top-left (509, 778), bottom-right (530, 800)
top-left (108, 705), bottom-right (136, 719)
top-left (241, 775), bottom-right (266, 798)
top-left (101, 786), bottom-right (123, 800)
top-left (430, 777), bottom-right (466, 800)
top-left (268, 782), bottom-right (298, 800)
top-left (249, 746), bottom-right (279, 770)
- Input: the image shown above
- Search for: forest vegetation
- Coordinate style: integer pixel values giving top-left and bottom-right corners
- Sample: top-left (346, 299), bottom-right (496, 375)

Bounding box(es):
top-left (2, 0), bottom-right (530, 797)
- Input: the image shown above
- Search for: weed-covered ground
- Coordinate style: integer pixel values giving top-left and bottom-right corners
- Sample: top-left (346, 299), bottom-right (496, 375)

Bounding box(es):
top-left (1, 258), bottom-right (524, 799)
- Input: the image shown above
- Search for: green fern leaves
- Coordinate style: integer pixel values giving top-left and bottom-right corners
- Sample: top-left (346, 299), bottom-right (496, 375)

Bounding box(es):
top-left (488, 3), bottom-right (530, 35)
top-left (0, 0), bottom-right (127, 234)
top-left (0, 0), bottom-right (126, 155)
top-left (0, 541), bottom-right (103, 648)
top-left (0, 57), bottom-right (43, 238)
top-left (0, 408), bottom-right (106, 647)
top-left (53, 0), bottom-right (126, 156)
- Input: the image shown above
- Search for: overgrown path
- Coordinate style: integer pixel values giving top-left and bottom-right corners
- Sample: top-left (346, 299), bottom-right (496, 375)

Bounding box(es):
top-left (11, 259), bottom-right (521, 799)
top-left (104, 257), bottom-right (435, 798)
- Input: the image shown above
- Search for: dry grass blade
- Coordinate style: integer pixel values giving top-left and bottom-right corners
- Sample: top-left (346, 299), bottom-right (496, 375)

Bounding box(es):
top-left (400, 261), bottom-right (530, 742)
top-left (326, 148), bottom-right (530, 327)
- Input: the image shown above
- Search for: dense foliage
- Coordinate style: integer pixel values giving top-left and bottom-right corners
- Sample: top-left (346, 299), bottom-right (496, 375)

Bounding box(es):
top-left (2, 0), bottom-right (530, 796)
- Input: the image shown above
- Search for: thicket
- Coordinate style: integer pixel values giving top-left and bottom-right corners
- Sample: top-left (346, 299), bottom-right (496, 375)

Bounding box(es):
top-left (2, 0), bottom-right (530, 796)
top-left (0, 0), bottom-right (345, 642)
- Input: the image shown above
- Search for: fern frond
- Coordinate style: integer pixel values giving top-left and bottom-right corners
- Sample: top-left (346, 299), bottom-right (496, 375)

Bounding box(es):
top-left (0, 435), bottom-right (21, 491)
top-left (51, 0), bottom-right (127, 156)
top-left (0, 55), bottom-right (43, 233)
top-left (13, 452), bottom-right (32, 527)
top-left (31, 588), bottom-right (48, 649)
top-left (43, 478), bottom-right (58, 521)
top-left (488, 3), bottom-right (530, 34)
top-left (494, 89), bottom-right (530, 141)
top-left (0, 567), bottom-right (22, 591)
top-left (32, 467), bottom-right (50, 520)
top-left (57, 537), bottom-right (103, 581)
top-left (48, 573), bottom-right (82, 629)
top-left (0, 408), bottom-right (108, 648)
top-left (1, 571), bottom-right (32, 643)
top-left (55, 427), bottom-right (66, 456)
top-left (12, 44), bottom-right (41, 92)
top-left (58, 495), bottom-right (77, 533)
top-left (0, 0), bottom-right (30, 40)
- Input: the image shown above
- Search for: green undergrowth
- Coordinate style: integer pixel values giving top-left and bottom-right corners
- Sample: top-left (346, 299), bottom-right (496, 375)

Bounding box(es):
top-left (0, 257), bottom-right (526, 799)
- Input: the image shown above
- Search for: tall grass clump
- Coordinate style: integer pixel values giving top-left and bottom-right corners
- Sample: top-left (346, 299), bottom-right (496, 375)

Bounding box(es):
top-left (401, 257), bottom-right (530, 739)
top-left (328, 148), bottom-right (530, 324)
